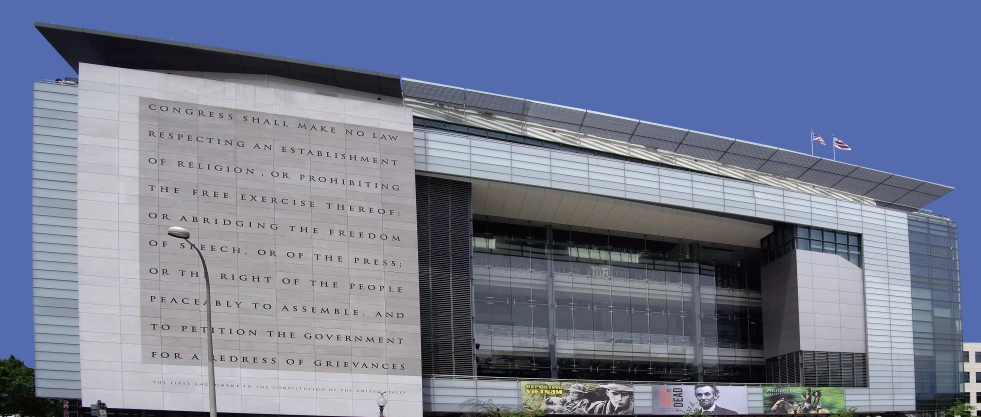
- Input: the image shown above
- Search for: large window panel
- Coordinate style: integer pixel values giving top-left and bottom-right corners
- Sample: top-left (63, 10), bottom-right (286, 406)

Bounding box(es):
top-left (473, 217), bottom-right (764, 382)
top-left (909, 215), bottom-right (966, 410)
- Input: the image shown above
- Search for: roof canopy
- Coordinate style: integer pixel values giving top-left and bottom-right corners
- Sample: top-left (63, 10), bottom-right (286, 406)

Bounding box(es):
top-left (402, 79), bottom-right (953, 210)
top-left (35, 22), bottom-right (402, 99)
top-left (35, 22), bottom-right (952, 209)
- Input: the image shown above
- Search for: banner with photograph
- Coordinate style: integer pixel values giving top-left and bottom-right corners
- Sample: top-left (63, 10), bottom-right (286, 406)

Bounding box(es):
top-left (652, 385), bottom-right (749, 415)
top-left (762, 387), bottom-right (845, 414)
top-left (521, 381), bottom-right (634, 415)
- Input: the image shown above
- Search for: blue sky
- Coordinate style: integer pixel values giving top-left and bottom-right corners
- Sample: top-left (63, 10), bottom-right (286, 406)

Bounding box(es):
top-left (1, 1), bottom-right (978, 365)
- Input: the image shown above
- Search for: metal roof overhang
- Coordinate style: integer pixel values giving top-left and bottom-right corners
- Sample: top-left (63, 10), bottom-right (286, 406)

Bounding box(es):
top-left (33, 22), bottom-right (953, 210)
top-left (403, 78), bottom-right (954, 210)
top-left (34, 22), bottom-right (403, 99)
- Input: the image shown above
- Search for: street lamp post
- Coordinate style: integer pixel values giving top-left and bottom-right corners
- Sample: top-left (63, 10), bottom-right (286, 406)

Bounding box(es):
top-left (377, 392), bottom-right (388, 417)
top-left (167, 226), bottom-right (218, 417)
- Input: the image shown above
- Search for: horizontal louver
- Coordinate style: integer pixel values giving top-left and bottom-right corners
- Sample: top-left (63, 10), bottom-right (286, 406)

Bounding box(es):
top-left (766, 351), bottom-right (868, 387)
top-left (417, 176), bottom-right (474, 376)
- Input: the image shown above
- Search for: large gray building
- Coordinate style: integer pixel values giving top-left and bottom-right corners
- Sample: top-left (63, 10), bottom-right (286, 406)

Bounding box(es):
top-left (30, 23), bottom-right (964, 416)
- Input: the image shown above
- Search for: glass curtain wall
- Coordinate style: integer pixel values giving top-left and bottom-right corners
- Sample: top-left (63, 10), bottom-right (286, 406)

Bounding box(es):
top-left (472, 218), bottom-right (765, 383)
top-left (909, 214), bottom-right (967, 410)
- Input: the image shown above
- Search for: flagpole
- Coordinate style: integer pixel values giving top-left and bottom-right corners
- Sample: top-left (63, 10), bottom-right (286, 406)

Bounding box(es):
top-left (810, 129), bottom-right (814, 156)
top-left (832, 133), bottom-right (836, 161)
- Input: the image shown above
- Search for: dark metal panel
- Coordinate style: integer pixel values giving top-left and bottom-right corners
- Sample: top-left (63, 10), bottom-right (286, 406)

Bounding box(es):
top-left (465, 91), bottom-right (525, 114)
top-left (681, 131), bottom-right (735, 152)
top-left (718, 153), bottom-right (767, 170)
top-left (633, 121), bottom-right (688, 142)
top-left (525, 101), bottom-right (586, 125)
top-left (882, 175), bottom-right (924, 190)
top-left (832, 177), bottom-right (880, 195)
top-left (403, 80), bottom-right (466, 105)
top-left (798, 169), bottom-right (846, 188)
top-left (35, 22), bottom-right (403, 98)
top-left (581, 126), bottom-right (631, 142)
top-left (237, 51), bottom-right (291, 78)
top-left (629, 136), bottom-right (680, 152)
top-left (285, 58), bottom-right (338, 87)
top-left (893, 191), bottom-right (941, 208)
top-left (582, 112), bottom-right (638, 134)
top-left (759, 160), bottom-right (809, 179)
top-left (334, 64), bottom-right (386, 96)
top-left (378, 76), bottom-right (403, 98)
top-left (188, 45), bottom-right (245, 74)
top-left (914, 182), bottom-right (954, 197)
top-left (675, 144), bottom-right (725, 161)
top-left (847, 167), bottom-right (892, 183)
top-left (101, 36), bottom-right (201, 72)
top-left (525, 116), bottom-right (581, 132)
top-left (726, 141), bottom-right (778, 159)
top-left (35, 24), bottom-right (106, 72)
top-left (767, 150), bottom-right (821, 168)
top-left (809, 160), bottom-right (858, 176)
top-left (866, 183), bottom-right (911, 202)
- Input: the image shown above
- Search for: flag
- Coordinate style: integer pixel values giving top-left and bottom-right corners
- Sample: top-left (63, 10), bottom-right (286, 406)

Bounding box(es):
top-left (812, 132), bottom-right (826, 145)
top-left (833, 136), bottom-right (851, 150)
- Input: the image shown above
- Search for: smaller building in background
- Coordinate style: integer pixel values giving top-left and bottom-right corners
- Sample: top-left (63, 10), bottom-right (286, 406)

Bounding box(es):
top-left (966, 343), bottom-right (981, 414)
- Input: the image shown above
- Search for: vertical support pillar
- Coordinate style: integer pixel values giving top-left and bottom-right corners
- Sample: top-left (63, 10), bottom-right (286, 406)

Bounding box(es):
top-left (546, 225), bottom-right (558, 379)
top-left (693, 282), bottom-right (704, 382)
top-left (469, 189), bottom-right (477, 377)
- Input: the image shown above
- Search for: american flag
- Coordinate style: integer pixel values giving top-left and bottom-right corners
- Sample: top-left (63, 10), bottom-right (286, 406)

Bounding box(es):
top-left (833, 136), bottom-right (851, 150)
top-left (812, 132), bottom-right (826, 145)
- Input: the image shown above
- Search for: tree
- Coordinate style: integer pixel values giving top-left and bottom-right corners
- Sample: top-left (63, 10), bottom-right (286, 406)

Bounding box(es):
top-left (0, 355), bottom-right (62, 417)
top-left (831, 406), bottom-right (858, 417)
top-left (947, 400), bottom-right (976, 417)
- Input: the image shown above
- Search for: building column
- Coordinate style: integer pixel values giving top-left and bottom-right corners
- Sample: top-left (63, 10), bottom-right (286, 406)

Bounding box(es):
top-left (546, 225), bottom-right (558, 379)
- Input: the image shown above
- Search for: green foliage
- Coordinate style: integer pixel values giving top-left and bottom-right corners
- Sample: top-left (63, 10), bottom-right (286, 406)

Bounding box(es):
top-left (682, 402), bottom-right (704, 417)
top-left (481, 407), bottom-right (545, 417)
top-left (830, 406), bottom-right (858, 417)
top-left (462, 399), bottom-right (545, 417)
top-left (0, 355), bottom-right (62, 417)
top-left (947, 400), bottom-right (976, 417)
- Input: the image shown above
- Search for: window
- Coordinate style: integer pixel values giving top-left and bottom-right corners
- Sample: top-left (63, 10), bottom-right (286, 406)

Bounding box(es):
top-left (966, 351), bottom-right (971, 362)
top-left (977, 392), bottom-right (981, 403)
top-left (965, 372), bottom-right (971, 383)
top-left (977, 352), bottom-right (981, 363)
top-left (470, 218), bottom-right (766, 381)
top-left (761, 224), bottom-right (862, 267)
top-left (977, 372), bottom-right (981, 383)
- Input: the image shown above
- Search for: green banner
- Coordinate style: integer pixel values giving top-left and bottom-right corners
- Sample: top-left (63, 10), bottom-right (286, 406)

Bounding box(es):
top-left (762, 386), bottom-right (845, 414)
